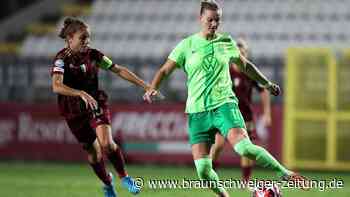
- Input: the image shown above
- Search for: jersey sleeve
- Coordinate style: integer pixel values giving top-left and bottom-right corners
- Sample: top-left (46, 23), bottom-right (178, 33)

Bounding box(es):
top-left (227, 35), bottom-right (240, 60)
top-left (51, 54), bottom-right (65, 76)
top-left (168, 39), bottom-right (187, 69)
top-left (92, 49), bottom-right (114, 70)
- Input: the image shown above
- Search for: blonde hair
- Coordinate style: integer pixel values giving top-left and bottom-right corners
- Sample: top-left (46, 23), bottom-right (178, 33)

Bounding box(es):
top-left (200, 0), bottom-right (220, 15)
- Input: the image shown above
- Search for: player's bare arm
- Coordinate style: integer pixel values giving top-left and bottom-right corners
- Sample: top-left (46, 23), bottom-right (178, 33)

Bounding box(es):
top-left (52, 73), bottom-right (98, 110)
top-left (260, 89), bottom-right (272, 126)
top-left (109, 64), bottom-right (150, 91)
top-left (143, 59), bottom-right (177, 103)
top-left (232, 53), bottom-right (281, 96)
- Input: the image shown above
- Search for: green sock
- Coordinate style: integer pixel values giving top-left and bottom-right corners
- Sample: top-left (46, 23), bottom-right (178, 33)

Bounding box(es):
top-left (194, 157), bottom-right (226, 194)
top-left (234, 138), bottom-right (291, 177)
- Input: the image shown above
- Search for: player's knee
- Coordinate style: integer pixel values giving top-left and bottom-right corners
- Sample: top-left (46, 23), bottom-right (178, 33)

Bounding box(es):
top-left (234, 138), bottom-right (253, 156)
top-left (85, 144), bottom-right (103, 163)
top-left (195, 158), bottom-right (212, 179)
top-left (234, 138), bottom-right (264, 157)
top-left (100, 143), bottom-right (112, 153)
top-left (100, 141), bottom-right (116, 154)
top-left (88, 152), bottom-right (103, 163)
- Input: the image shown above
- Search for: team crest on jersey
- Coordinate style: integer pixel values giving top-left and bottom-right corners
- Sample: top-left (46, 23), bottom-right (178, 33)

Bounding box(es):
top-left (80, 64), bottom-right (87, 72)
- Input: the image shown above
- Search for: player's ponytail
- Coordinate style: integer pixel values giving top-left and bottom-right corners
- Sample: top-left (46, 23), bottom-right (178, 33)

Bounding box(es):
top-left (200, 0), bottom-right (220, 15)
top-left (58, 17), bottom-right (88, 39)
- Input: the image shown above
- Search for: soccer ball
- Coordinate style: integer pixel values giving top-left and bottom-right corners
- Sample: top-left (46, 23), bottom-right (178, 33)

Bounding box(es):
top-left (252, 184), bottom-right (282, 197)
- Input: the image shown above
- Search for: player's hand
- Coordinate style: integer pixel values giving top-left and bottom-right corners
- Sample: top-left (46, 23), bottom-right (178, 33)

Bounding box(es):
top-left (79, 91), bottom-right (98, 110)
top-left (266, 82), bottom-right (281, 96)
top-left (143, 88), bottom-right (165, 103)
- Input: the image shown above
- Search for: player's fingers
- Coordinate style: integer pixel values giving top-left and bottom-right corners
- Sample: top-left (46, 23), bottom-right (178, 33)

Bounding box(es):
top-left (81, 97), bottom-right (89, 109)
top-left (88, 101), bottom-right (95, 110)
top-left (146, 97), bottom-right (153, 103)
top-left (151, 90), bottom-right (157, 96)
top-left (143, 94), bottom-right (149, 102)
top-left (93, 100), bottom-right (98, 110)
top-left (88, 97), bottom-right (98, 110)
top-left (143, 93), bottom-right (152, 103)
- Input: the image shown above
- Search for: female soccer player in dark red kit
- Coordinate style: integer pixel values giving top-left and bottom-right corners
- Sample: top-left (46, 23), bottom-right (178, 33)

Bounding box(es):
top-left (51, 17), bottom-right (151, 197)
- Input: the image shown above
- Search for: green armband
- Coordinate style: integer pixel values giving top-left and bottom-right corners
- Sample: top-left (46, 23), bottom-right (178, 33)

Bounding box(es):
top-left (98, 56), bottom-right (113, 70)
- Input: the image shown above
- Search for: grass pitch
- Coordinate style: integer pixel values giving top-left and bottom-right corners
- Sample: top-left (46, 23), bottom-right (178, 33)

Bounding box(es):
top-left (0, 161), bottom-right (348, 197)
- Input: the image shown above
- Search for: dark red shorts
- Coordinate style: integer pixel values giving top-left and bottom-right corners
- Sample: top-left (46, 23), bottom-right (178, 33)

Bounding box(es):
top-left (65, 103), bottom-right (111, 146)
top-left (247, 128), bottom-right (259, 142)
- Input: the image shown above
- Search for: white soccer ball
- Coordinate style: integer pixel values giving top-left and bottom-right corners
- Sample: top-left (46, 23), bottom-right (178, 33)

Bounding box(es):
top-left (252, 184), bottom-right (282, 197)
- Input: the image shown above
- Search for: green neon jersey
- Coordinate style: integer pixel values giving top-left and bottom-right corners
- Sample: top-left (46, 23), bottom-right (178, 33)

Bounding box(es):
top-left (169, 33), bottom-right (240, 113)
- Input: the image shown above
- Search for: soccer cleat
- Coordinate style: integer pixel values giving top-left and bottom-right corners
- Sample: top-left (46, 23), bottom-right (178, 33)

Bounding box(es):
top-left (282, 172), bottom-right (310, 190)
top-left (103, 173), bottom-right (117, 197)
top-left (121, 176), bottom-right (141, 195)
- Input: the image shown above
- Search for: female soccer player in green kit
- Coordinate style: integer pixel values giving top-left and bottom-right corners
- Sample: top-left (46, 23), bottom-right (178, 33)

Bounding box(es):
top-left (144, 1), bottom-right (308, 196)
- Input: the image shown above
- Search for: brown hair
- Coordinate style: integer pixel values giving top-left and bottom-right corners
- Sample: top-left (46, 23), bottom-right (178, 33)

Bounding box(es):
top-left (58, 17), bottom-right (88, 39)
top-left (200, 0), bottom-right (220, 15)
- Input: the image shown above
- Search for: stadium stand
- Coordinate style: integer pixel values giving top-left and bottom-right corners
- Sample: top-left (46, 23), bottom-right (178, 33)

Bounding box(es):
top-left (0, 0), bottom-right (349, 102)
top-left (19, 0), bottom-right (350, 58)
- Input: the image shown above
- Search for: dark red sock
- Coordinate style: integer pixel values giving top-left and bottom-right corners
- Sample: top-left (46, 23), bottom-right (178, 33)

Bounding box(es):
top-left (107, 148), bottom-right (128, 178)
top-left (89, 160), bottom-right (112, 186)
top-left (242, 166), bottom-right (252, 181)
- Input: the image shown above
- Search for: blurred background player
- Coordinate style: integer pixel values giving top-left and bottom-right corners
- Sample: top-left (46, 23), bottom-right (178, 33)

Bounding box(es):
top-left (144, 1), bottom-right (307, 196)
top-left (210, 38), bottom-right (272, 182)
top-left (51, 17), bottom-right (152, 197)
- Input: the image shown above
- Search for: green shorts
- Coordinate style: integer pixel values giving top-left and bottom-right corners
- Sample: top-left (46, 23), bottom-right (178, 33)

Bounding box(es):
top-left (187, 102), bottom-right (246, 145)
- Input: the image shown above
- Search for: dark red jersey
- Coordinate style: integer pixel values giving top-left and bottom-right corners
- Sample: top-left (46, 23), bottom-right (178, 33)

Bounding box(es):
top-left (51, 48), bottom-right (108, 119)
top-left (230, 67), bottom-right (264, 122)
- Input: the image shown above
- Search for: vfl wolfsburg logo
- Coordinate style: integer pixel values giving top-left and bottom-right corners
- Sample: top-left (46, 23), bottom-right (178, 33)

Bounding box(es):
top-left (202, 54), bottom-right (218, 72)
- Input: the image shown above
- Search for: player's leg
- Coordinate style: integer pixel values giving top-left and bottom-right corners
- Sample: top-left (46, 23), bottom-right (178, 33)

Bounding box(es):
top-left (96, 124), bottom-right (127, 178)
top-left (241, 156), bottom-right (253, 182)
top-left (227, 128), bottom-right (309, 189)
top-left (66, 117), bottom-right (117, 197)
top-left (193, 143), bottom-right (229, 197)
top-left (189, 112), bottom-right (229, 197)
top-left (215, 103), bottom-right (292, 178)
top-left (96, 124), bottom-right (140, 194)
top-left (227, 127), bottom-right (291, 178)
top-left (210, 132), bottom-right (225, 169)
top-left (241, 122), bottom-right (256, 182)
top-left (86, 140), bottom-right (112, 186)
top-left (86, 140), bottom-right (117, 197)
